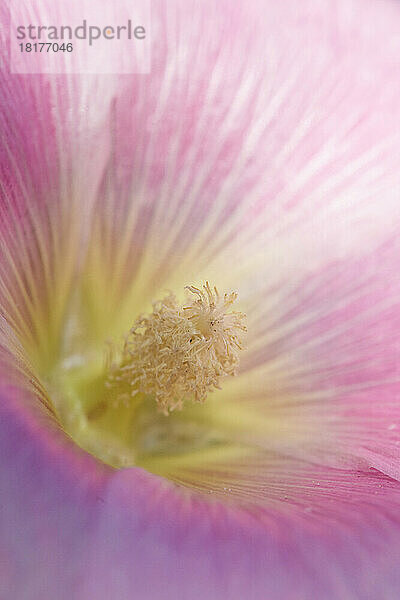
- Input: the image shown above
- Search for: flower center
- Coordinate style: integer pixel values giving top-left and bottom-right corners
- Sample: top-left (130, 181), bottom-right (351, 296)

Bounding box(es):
top-left (52, 283), bottom-right (246, 468)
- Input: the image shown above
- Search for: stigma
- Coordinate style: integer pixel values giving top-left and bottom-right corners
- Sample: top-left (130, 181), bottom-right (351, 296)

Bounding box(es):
top-left (108, 282), bottom-right (247, 414)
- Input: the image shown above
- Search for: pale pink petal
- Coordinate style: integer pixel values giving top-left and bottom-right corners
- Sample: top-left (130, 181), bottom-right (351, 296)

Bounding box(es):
top-left (80, 0), bottom-right (400, 340)
top-left (0, 0), bottom-right (135, 366)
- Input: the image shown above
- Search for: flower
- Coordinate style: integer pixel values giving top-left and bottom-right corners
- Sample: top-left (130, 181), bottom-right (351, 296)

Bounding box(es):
top-left (1, 0), bottom-right (400, 598)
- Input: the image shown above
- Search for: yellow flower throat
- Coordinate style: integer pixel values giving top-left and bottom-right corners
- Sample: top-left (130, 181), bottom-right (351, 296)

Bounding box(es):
top-left (54, 283), bottom-right (247, 468)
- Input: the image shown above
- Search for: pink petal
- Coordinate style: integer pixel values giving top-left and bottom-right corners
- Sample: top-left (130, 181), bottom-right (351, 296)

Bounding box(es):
top-left (79, 0), bottom-right (400, 337)
top-left (0, 0), bottom-right (137, 362)
top-left (3, 387), bottom-right (400, 599)
top-left (273, 237), bottom-right (400, 480)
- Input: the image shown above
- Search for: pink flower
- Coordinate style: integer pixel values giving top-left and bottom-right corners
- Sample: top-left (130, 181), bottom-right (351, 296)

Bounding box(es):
top-left (1, 0), bottom-right (400, 598)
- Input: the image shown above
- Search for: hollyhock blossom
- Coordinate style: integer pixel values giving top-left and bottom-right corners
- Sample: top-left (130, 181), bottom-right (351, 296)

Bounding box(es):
top-left (1, 0), bottom-right (400, 598)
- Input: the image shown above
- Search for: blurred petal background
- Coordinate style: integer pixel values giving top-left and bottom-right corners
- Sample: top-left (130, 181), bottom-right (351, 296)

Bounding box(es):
top-left (1, 0), bottom-right (400, 598)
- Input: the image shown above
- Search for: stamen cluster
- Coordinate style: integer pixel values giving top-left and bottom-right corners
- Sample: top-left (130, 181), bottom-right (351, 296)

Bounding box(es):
top-left (108, 283), bottom-right (247, 414)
